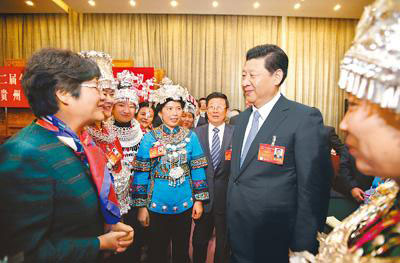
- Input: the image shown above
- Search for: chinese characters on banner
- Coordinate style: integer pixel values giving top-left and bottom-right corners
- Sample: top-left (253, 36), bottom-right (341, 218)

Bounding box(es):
top-left (0, 67), bottom-right (30, 108)
top-left (0, 67), bottom-right (155, 108)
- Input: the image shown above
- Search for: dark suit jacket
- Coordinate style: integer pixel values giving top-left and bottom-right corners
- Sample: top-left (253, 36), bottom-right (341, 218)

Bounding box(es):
top-left (322, 126), bottom-right (373, 197)
top-left (228, 115), bottom-right (239, 125)
top-left (324, 126), bottom-right (347, 157)
top-left (195, 116), bottom-right (208, 127)
top-left (0, 122), bottom-right (104, 262)
top-left (194, 124), bottom-right (234, 214)
top-left (334, 150), bottom-right (373, 195)
top-left (227, 96), bottom-right (333, 262)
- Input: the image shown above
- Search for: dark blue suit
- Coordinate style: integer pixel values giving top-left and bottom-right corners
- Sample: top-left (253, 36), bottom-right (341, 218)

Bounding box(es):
top-left (227, 95), bottom-right (333, 262)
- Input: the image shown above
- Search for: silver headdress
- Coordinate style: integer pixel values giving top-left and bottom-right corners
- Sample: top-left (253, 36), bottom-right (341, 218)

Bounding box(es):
top-left (338, 0), bottom-right (400, 113)
top-left (161, 77), bottom-right (174, 86)
top-left (78, 50), bottom-right (117, 90)
top-left (115, 70), bottom-right (139, 107)
top-left (184, 94), bottom-right (197, 114)
top-left (149, 77), bottom-right (190, 107)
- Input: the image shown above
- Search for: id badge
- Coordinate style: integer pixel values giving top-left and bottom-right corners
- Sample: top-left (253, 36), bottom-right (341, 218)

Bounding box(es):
top-left (258, 144), bottom-right (286, 165)
top-left (106, 147), bottom-right (122, 166)
top-left (225, 149), bottom-right (232, 161)
top-left (149, 145), bottom-right (166, 159)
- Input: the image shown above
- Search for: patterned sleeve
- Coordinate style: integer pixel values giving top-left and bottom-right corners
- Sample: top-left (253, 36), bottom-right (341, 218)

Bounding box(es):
top-left (0, 141), bottom-right (100, 262)
top-left (188, 131), bottom-right (210, 201)
top-left (131, 133), bottom-right (154, 207)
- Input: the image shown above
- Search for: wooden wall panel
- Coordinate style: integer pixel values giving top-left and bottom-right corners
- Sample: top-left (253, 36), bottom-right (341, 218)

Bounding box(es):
top-left (0, 108), bottom-right (35, 144)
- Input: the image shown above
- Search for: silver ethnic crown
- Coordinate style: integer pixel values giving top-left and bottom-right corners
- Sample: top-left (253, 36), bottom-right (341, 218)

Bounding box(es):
top-left (338, 0), bottom-right (400, 113)
top-left (78, 50), bottom-right (117, 90)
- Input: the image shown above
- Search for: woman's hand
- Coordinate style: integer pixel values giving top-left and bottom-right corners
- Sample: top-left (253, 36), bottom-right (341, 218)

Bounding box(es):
top-left (138, 207), bottom-right (150, 227)
top-left (192, 201), bottom-right (203, 220)
top-left (98, 231), bottom-right (129, 253)
top-left (351, 187), bottom-right (365, 202)
top-left (111, 222), bottom-right (134, 247)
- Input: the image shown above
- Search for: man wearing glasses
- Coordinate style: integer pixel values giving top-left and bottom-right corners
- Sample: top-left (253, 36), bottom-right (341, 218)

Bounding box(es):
top-left (192, 92), bottom-right (233, 263)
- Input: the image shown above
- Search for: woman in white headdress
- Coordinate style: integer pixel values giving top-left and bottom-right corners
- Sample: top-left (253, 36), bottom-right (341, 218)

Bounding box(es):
top-left (132, 83), bottom-right (209, 263)
top-left (79, 51), bottom-right (134, 217)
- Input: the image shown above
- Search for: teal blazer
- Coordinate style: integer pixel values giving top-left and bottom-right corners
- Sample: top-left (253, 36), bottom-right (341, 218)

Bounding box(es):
top-left (0, 122), bottom-right (104, 262)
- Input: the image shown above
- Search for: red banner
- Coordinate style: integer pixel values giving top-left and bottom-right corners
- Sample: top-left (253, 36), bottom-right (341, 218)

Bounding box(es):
top-left (113, 67), bottom-right (155, 103)
top-left (0, 67), bottom-right (155, 108)
top-left (0, 67), bottom-right (29, 108)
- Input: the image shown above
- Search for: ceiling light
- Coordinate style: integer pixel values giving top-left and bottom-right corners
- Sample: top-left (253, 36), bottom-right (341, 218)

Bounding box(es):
top-left (170, 0), bottom-right (178, 7)
top-left (212, 1), bottom-right (219, 7)
top-left (129, 0), bottom-right (136, 7)
top-left (253, 2), bottom-right (260, 9)
top-left (25, 1), bottom-right (34, 6)
top-left (88, 0), bottom-right (95, 6)
top-left (333, 4), bottom-right (341, 11)
top-left (294, 3), bottom-right (301, 9)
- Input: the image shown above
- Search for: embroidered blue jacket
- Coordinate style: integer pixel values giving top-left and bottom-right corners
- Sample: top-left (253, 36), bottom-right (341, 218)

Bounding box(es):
top-left (132, 125), bottom-right (209, 214)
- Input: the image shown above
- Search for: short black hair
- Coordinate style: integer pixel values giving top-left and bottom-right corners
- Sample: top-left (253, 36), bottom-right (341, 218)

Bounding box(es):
top-left (22, 48), bottom-right (100, 118)
top-left (246, 44), bottom-right (288, 86)
top-left (199, 98), bottom-right (206, 103)
top-left (155, 98), bottom-right (185, 115)
top-left (206, 92), bottom-right (229, 109)
top-left (135, 101), bottom-right (155, 117)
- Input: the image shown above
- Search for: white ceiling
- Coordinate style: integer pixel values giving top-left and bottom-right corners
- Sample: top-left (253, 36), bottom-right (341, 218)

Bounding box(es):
top-left (1, 0), bottom-right (374, 18)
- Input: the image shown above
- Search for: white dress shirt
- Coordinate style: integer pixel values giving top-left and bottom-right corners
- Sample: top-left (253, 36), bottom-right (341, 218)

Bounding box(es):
top-left (208, 122), bottom-right (225, 152)
top-left (194, 115), bottom-right (200, 127)
top-left (241, 92), bottom-right (281, 154)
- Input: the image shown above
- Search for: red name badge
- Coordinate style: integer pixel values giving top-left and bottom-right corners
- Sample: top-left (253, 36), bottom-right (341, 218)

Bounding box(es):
top-left (225, 149), bottom-right (232, 161)
top-left (149, 145), bottom-right (166, 159)
top-left (258, 144), bottom-right (285, 165)
top-left (106, 147), bottom-right (123, 166)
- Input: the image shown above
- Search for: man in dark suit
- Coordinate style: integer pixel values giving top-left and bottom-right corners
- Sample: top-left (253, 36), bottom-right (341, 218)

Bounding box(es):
top-left (193, 92), bottom-right (234, 263)
top-left (324, 126), bottom-right (371, 202)
top-left (227, 44), bottom-right (332, 262)
top-left (195, 114), bottom-right (208, 127)
top-left (194, 99), bottom-right (208, 127)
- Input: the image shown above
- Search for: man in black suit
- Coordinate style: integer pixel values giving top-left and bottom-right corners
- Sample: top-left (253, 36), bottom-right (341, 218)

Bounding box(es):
top-left (193, 92), bottom-right (234, 263)
top-left (194, 99), bottom-right (208, 127)
top-left (324, 126), bottom-right (371, 202)
top-left (227, 44), bottom-right (332, 262)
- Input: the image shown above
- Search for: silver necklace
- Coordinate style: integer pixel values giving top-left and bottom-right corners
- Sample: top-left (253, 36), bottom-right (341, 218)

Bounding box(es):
top-left (110, 118), bottom-right (143, 147)
top-left (86, 122), bottom-right (116, 144)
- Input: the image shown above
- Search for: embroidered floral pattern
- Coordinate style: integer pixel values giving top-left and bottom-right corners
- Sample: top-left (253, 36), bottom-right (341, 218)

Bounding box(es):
top-left (132, 157), bottom-right (151, 172)
top-left (190, 156), bottom-right (208, 169)
top-left (194, 191), bottom-right (209, 201)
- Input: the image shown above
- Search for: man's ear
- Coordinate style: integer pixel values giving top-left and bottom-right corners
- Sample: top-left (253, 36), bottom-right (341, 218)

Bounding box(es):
top-left (273, 69), bottom-right (284, 86)
top-left (55, 89), bottom-right (71, 106)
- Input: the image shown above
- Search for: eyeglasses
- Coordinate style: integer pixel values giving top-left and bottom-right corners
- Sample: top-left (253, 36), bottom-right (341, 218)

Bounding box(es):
top-left (207, 106), bottom-right (226, 112)
top-left (81, 80), bottom-right (100, 90)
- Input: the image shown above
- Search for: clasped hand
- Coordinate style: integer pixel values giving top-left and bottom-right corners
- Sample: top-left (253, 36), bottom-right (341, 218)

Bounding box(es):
top-left (98, 222), bottom-right (134, 253)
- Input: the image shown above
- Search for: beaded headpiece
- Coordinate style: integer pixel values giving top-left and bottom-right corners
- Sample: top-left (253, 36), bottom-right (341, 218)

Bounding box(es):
top-left (116, 70), bottom-right (154, 103)
top-left (115, 70), bottom-right (140, 107)
top-left (184, 94), bottom-right (197, 114)
top-left (149, 78), bottom-right (189, 107)
top-left (338, 0), bottom-right (400, 113)
top-left (78, 50), bottom-right (117, 90)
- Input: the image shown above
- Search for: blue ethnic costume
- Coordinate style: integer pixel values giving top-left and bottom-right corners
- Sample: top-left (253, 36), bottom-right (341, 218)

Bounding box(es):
top-left (132, 123), bottom-right (209, 263)
top-left (132, 124), bottom-right (209, 213)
